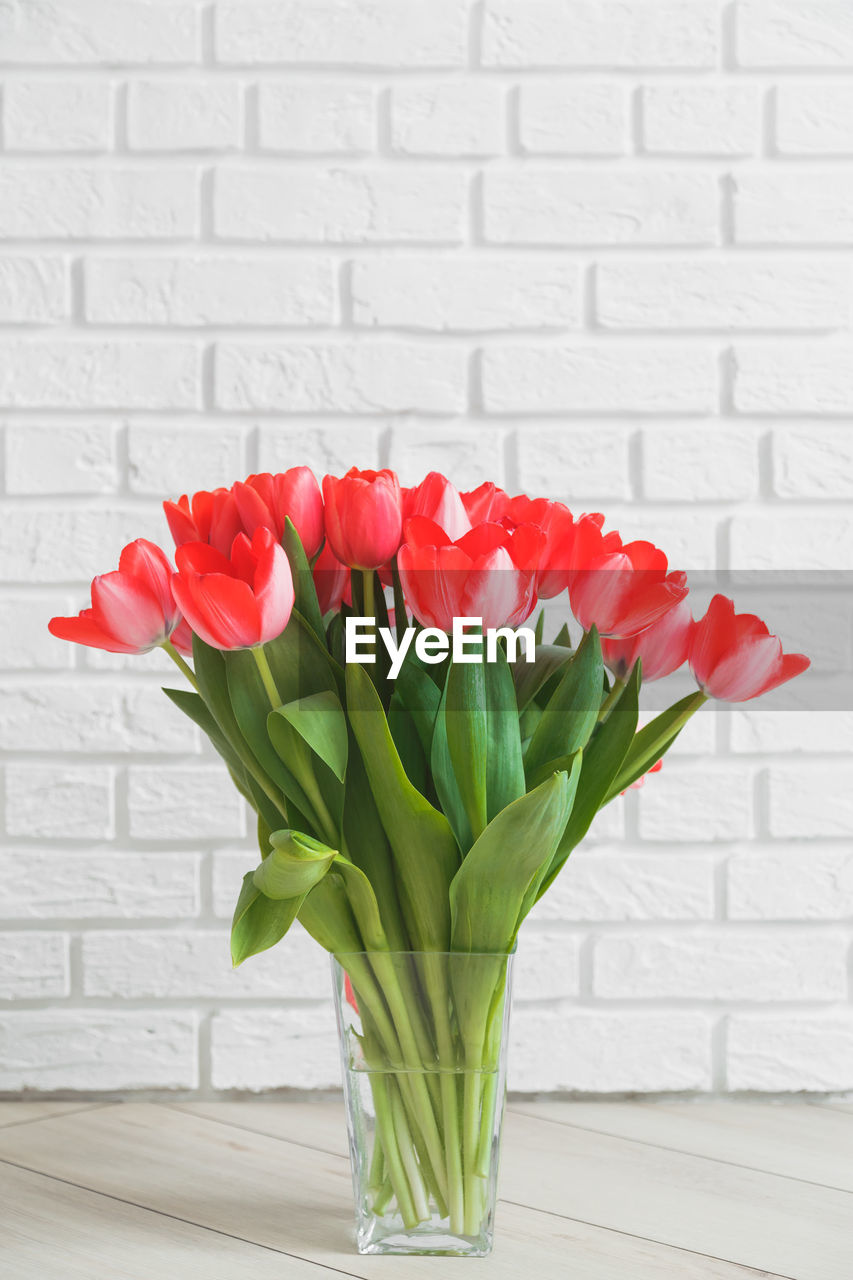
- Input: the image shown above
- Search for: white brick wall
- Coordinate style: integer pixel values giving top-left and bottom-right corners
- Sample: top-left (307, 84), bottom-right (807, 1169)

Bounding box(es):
top-left (1, 0), bottom-right (851, 1099)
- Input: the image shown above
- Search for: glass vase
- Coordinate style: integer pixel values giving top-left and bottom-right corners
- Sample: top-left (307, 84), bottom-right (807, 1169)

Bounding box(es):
top-left (331, 949), bottom-right (515, 1256)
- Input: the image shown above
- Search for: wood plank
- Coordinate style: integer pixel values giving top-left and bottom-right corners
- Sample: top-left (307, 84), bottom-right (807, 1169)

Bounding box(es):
top-left (0, 1161), bottom-right (342, 1280)
top-left (0, 1103), bottom-right (787, 1280)
top-left (173, 1100), bottom-right (349, 1155)
top-left (0, 1102), bottom-right (103, 1129)
top-left (508, 1101), bottom-right (853, 1191)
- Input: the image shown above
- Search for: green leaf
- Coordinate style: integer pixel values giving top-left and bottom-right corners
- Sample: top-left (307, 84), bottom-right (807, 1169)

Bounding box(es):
top-left (604, 690), bottom-right (706, 803)
top-left (390, 559), bottom-right (409, 645)
top-left (511, 643), bottom-right (573, 712)
top-left (553, 622), bottom-right (572, 648)
top-left (523, 626), bottom-right (603, 781)
top-left (332, 856), bottom-right (389, 951)
top-left (482, 646), bottom-right (526, 822)
top-left (444, 658), bottom-right (489, 841)
top-left (393, 652), bottom-right (442, 761)
top-left (163, 686), bottom-right (252, 802)
top-left (388, 695), bottom-right (428, 795)
top-left (281, 517), bottom-right (326, 645)
top-left (298, 871), bottom-right (365, 954)
top-left (271, 690), bottom-right (349, 782)
top-left (253, 829), bottom-right (338, 899)
top-left (430, 675), bottom-right (473, 854)
top-left (231, 870), bottom-right (304, 966)
top-left (263, 608), bottom-right (343, 703)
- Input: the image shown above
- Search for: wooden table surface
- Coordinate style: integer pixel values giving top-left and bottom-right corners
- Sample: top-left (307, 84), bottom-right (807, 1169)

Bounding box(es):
top-left (1, 1098), bottom-right (851, 1278)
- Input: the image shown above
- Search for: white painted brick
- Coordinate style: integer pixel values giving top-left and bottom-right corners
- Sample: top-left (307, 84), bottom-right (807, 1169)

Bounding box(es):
top-left (485, 170), bottom-right (717, 246)
top-left (767, 765), bottom-right (853, 838)
top-left (0, 851), bottom-right (200, 920)
top-left (128, 81), bottom-right (243, 151)
top-left (510, 1009), bottom-right (713, 1092)
top-left (0, 1), bottom-right (199, 65)
top-left (256, 422), bottom-right (382, 476)
top-left (216, 342), bottom-right (467, 413)
top-left (0, 167), bottom-right (198, 239)
top-left (258, 83), bottom-right (375, 153)
top-left (728, 850), bottom-right (853, 920)
top-left (0, 1011), bottom-right (199, 1091)
top-left (482, 344), bottom-right (717, 414)
top-left (513, 931), bottom-right (581, 1001)
top-left (517, 424), bottom-right (632, 500)
top-left (642, 85), bottom-right (760, 156)
top-left (731, 710), bottom-right (853, 755)
top-left (777, 85), bottom-right (853, 155)
top-left (0, 682), bottom-right (197, 755)
top-left (388, 424), bottom-right (506, 489)
top-left (529, 853), bottom-right (716, 922)
top-left (736, 2), bottom-right (853, 68)
top-left (730, 511), bottom-right (853, 571)
top-left (598, 261), bottom-right (850, 331)
top-left (3, 81), bottom-right (113, 152)
top-left (519, 83), bottom-right (629, 156)
top-left (735, 172), bottom-right (853, 245)
top-left (352, 257), bottom-right (581, 332)
top-left (0, 256), bottom-right (68, 323)
top-left (602, 507), bottom-right (719, 571)
top-left (83, 927), bottom-right (331, 1000)
top-left (211, 1007), bottom-right (339, 1090)
top-left (128, 765), bottom-right (247, 840)
top-left (734, 342), bottom-right (853, 414)
top-left (641, 425), bottom-right (759, 500)
top-left (578, 795), bottom-right (626, 844)
top-left (728, 1013), bottom-right (853, 1092)
top-left (638, 767), bottom-right (753, 842)
top-left (390, 83), bottom-right (505, 156)
top-left (86, 255), bottom-right (334, 326)
top-left (0, 933), bottom-right (69, 1000)
top-left (5, 423), bottom-right (118, 493)
top-left (0, 505), bottom-right (165, 583)
top-left (734, 594), bottom-right (852, 677)
top-left (213, 850), bottom-right (257, 918)
top-left (5, 764), bottom-right (115, 839)
top-left (215, 1), bottom-right (469, 67)
top-left (0, 595), bottom-right (74, 671)
top-left (594, 930), bottom-right (848, 1001)
top-left (483, 2), bottom-right (718, 68)
top-left (215, 167), bottom-right (465, 243)
top-left (128, 424), bottom-right (245, 494)
top-left (0, 341), bottom-right (200, 409)
top-left (773, 424), bottom-right (853, 498)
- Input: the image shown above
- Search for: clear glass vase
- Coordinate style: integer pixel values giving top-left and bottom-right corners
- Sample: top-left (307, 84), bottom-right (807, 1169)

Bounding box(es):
top-left (331, 949), bottom-right (515, 1256)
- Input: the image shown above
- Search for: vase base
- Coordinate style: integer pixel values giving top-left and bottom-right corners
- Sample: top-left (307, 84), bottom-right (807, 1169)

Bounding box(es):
top-left (357, 1213), bottom-right (494, 1257)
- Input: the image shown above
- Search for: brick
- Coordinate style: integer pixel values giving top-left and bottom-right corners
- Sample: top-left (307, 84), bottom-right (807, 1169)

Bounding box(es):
top-left (0, 166), bottom-right (198, 239)
top-left (519, 83), bottom-right (628, 155)
top-left (0, 851), bottom-right (200, 920)
top-left (215, 0), bottom-right (468, 67)
top-left (0, 682), bottom-right (197, 755)
top-left (0, 341), bottom-right (200, 409)
top-left (638, 766), bottom-right (753, 842)
top-left (258, 83), bottom-right (375, 152)
top-left (83, 927), bottom-right (330, 1000)
top-left (517, 424), bottom-right (632, 500)
top-left (482, 344), bottom-right (717, 413)
top-left (211, 1007), bottom-right (339, 1090)
top-left (528, 853), bottom-right (716, 922)
top-left (594, 929), bottom-right (847, 1001)
top-left (257, 423), bottom-right (382, 477)
top-left (85, 255), bottom-right (334, 326)
top-left (0, 1), bottom-right (199, 65)
top-left (213, 850), bottom-right (258, 917)
top-left (768, 765), bottom-right (853, 838)
top-left (484, 171), bottom-right (717, 245)
top-left (728, 1013), bottom-right (853, 1091)
top-left (0, 1011), bottom-right (198, 1091)
top-left (641, 425), bottom-right (759, 500)
top-left (5, 764), bottom-right (114, 839)
top-left (388, 425), bottom-right (507, 489)
top-left (731, 710), bottom-right (853, 755)
top-left (215, 167), bottom-right (465, 243)
top-left (0, 505), bottom-right (165, 582)
top-left (509, 1009), bottom-right (713, 1092)
top-left (730, 512), bottom-right (853, 571)
top-left (642, 85), bottom-right (760, 156)
top-left (731, 593), bottom-right (852, 676)
top-left (735, 172), bottom-right (853, 244)
top-left (736, 2), bottom-right (853, 68)
top-left (734, 342), bottom-right (853, 413)
top-left (609, 509), bottom-right (719, 571)
top-left (5, 423), bottom-right (118, 493)
top-left (483, 2), bottom-right (718, 68)
top-left (216, 342), bottom-right (467, 413)
top-left (128, 765), bottom-right (247, 840)
top-left (0, 595), bottom-right (74, 670)
top-left (777, 85), bottom-right (853, 155)
top-left (0, 256), bottom-right (68, 323)
top-left (390, 83), bottom-right (505, 156)
top-left (0, 933), bottom-right (69, 1000)
top-left (728, 850), bottom-right (853, 920)
top-left (773, 424), bottom-right (853, 498)
top-left (513, 931), bottom-right (581, 1001)
top-left (127, 424), bottom-right (245, 495)
top-left (352, 257), bottom-right (581, 331)
top-left (127, 81), bottom-right (243, 151)
top-left (598, 261), bottom-right (850, 331)
top-left (3, 81), bottom-right (113, 151)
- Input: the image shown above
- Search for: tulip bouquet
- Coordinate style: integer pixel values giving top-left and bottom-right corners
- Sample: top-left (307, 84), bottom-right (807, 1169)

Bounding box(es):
top-left (48, 465), bottom-right (808, 1255)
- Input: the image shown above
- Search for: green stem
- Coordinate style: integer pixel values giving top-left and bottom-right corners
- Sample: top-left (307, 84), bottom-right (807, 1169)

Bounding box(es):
top-left (370, 1072), bottom-right (419, 1229)
top-left (598, 676), bottom-right (625, 723)
top-left (462, 1066), bottom-right (485, 1236)
top-left (162, 639), bottom-right (200, 693)
top-left (362, 569), bottom-right (375, 621)
top-left (421, 955), bottom-right (465, 1235)
top-left (251, 645), bottom-right (281, 709)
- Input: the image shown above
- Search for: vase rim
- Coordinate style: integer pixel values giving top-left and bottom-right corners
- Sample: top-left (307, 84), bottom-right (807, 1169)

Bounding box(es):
top-left (332, 945), bottom-right (517, 958)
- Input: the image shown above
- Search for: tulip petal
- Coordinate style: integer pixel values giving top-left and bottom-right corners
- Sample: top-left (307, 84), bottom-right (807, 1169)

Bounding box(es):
top-left (91, 572), bottom-right (169, 650)
top-left (253, 540), bottom-right (295, 645)
top-left (118, 539), bottom-right (177, 625)
top-left (48, 612), bottom-right (143, 654)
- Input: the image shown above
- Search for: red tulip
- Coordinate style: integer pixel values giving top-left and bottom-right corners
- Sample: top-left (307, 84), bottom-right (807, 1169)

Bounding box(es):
top-left (172, 527), bottom-right (294, 651)
top-left (460, 481), bottom-right (510, 525)
top-left (601, 598), bottom-right (694, 682)
top-left (322, 468), bottom-right (403, 570)
top-left (569, 536), bottom-right (688, 638)
top-left (689, 594), bottom-right (809, 702)
top-left (505, 497), bottom-right (606, 600)
top-left (397, 517), bottom-right (543, 632)
top-left (403, 471), bottom-right (471, 541)
top-left (313, 538), bottom-right (350, 614)
top-left (232, 468), bottom-right (324, 558)
top-left (164, 487), bottom-right (243, 557)
top-left (48, 539), bottom-right (183, 655)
